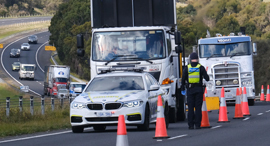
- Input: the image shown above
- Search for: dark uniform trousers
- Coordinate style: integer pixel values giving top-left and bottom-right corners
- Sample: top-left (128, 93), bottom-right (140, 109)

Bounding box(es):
top-left (187, 86), bottom-right (204, 128)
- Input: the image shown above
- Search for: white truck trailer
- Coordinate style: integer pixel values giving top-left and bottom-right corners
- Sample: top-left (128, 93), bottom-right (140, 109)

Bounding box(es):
top-left (76, 0), bottom-right (186, 122)
top-left (19, 64), bottom-right (36, 80)
top-left (43, 65), bottom-right (70, 96)
top-left (198, 30), bottom-right (257, 105)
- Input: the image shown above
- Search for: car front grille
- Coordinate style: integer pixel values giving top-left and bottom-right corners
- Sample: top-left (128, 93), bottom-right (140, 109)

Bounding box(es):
top-left (105, 103), bottom-right (122, 110)
top-left (85, 117), bottom-right (118, 122)
top-left (213, 64), bottom-right (240, 88)
top-left (87, 104), bottom-right (103, 110)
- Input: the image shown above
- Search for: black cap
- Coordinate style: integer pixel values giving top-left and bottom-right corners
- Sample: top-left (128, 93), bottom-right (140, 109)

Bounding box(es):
top-left (190, 52), bottom-right (198, 60)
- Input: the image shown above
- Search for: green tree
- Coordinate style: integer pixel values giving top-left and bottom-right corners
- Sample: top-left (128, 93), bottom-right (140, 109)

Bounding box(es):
top-left (215, 15), bottom-right (240, 35)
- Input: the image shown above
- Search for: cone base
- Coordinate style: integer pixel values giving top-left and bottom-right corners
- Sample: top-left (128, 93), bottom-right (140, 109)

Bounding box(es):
top-left (233, 117), bottom-right (245, 119)
top-left (153, 136), bottom-right (170, 139)
top-left (217, 121), bottom-right (230, 123)
top-left (201, 126), bottom-right (212, 128)
top-left (243, 114), bottom-right (251, 116)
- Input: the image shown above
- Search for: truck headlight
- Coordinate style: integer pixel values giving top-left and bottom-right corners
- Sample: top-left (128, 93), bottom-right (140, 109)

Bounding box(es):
top-left (241, 73), bottom-right (252, 78)
top-left (233, 79), bottom-right (238, 84)
top-left (123, 100), bottom-right (143, 108)
top-left (71, 102), bottom-right (86, 109)
top-left (216, 80), bottom-right (221, 86)
top-left (242, 80), bottom-right (252, 86)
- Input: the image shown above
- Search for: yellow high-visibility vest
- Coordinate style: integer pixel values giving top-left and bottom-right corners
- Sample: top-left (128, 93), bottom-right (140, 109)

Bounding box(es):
top-left (188, 64), bottom-right (201, 83)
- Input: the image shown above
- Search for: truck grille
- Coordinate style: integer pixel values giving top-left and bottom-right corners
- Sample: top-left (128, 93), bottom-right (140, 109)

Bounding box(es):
top-left (105, 103), bottom-right (122, 110)
top-left (87, 104), bottom-right (103, 110)
top-left (213, 64), bottom-right (240, 88)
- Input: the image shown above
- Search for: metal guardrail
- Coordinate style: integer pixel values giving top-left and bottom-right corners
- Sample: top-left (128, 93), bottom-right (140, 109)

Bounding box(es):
top-left (0, 96), bottom-right (73, 117)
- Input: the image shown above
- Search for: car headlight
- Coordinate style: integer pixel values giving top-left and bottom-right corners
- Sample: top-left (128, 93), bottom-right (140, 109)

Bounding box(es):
top-left (71, 102), bottom-right (86, 109)
top-left (123, 100), bottom-right (143, 108)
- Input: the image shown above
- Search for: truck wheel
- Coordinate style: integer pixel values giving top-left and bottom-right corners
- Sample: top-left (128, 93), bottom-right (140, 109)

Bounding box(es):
top-left (177, 93), bottom-right (186, 121)
top-left (137, 104), bottom-right (150, 131)
top-left (169, 107), bottom-right (177, 123)
top-left (164, 103), bottom-right (170, 128)
top-left (72, 126), bottom-right (84, 133)
top-left (93, 125), bottom-right (106, 131)
top-left (248, 99), bottom-right (255, 106)
top-left (48, 90), bottom-right (50, 96)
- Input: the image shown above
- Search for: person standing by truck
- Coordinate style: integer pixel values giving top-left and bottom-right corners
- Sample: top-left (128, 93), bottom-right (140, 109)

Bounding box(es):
top-left (181, 52), bottom-right (209, 129)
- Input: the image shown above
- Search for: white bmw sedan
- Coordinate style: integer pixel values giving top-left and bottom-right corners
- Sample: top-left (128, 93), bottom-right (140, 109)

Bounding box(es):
top-left (70, 71), bottom-right (169, 133)
top-left (21, 43), bottom-right (30, 50)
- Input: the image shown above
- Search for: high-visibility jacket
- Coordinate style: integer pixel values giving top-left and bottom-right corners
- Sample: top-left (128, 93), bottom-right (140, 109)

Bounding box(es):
top-left (188, 64), bottom-right (201, 83)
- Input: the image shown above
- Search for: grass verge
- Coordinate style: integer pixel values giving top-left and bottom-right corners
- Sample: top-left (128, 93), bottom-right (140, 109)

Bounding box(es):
top-left (0, 83), bottom-right (25, 100)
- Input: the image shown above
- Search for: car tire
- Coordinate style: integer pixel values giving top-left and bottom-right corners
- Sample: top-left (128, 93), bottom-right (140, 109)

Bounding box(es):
top-left (72, 126), bottom-right (84, 133)
top-left (93, 125), bottom-right (106, 131)
top-left (137, 104), bottom-right (150, 131)
top-left (248, 99), bottom-right (255, 106)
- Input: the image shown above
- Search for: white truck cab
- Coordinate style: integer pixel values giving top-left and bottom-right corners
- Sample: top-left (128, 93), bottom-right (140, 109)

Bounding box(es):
top-left (19, 64), bottom-right (36, 80)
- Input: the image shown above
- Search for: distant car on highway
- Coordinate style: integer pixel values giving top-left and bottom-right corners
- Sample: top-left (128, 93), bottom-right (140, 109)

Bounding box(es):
top-left (21, 43), bottom-right (30, 50)
top-left (69, 82), bottom-right (87, 98)
top-left (10, 48), bottom-right (20, 58)
top-left (12, 62), bottom-right (20, 71)
top-left (70, 68), bottom-right (169, 133)
top-left (28, 35), bottom-right (38, 44)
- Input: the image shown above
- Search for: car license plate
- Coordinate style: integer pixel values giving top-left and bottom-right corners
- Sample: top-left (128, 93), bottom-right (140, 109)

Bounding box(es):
top-left (96, 112), bottom-right (112, 117)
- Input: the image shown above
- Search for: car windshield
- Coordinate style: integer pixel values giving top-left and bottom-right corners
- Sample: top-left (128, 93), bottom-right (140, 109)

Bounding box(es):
top-left (22, 66), bottom-right (34, 71)
top-left (55, 78), bottom-right (67, 82)
top-left (29, 36), bottom-right (36, 39)
top-left (199, 42), bottom-right (251, 58)
top-left (85, 76), bottom-right (144, 91)
top-left (13, 62), bottom-right (20, 65)
top-left (11, 49), bottom-right (18, 52)
top-left (22, 43), bottom-right (29, 46)
top-left (92, 30), bottom-right (165, 61)
top-left (71, 84), bottom-right (86, 90)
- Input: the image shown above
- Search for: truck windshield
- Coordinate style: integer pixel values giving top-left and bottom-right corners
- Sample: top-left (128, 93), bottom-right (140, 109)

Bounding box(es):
top-left (85, 76), bottom-right (144, 91)
top-left (199, 42), bottom-right (251, 58)
top-left (56, 78), bottom-right (67, 82)
top-left (92, 30), bottom-right (165, 61)
top-left (22, 66), bottom-right (34, 71)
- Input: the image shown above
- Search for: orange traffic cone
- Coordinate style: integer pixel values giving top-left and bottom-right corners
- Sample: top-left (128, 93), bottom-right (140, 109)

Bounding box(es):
top-left (260, 85), bottom-right (265, 101)
top-left (153, 95), bottom-right (169, 139)
top-left (201, 91), bottom-right (211, 128)
top-left (218, 87), bottom-right (230, 123)
top-left (266, 85), bottom-right (270, 102)
top-left (116, 115), bottom-right (129, 146)
top-left (242, 87), bottom-right (251, 116)
top-left (233, 88), bottom-right (244, 119)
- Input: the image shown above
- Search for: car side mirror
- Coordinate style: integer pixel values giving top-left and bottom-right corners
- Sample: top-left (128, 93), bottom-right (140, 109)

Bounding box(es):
top-left (253, 43), bottom-right (257, 55)
top-left (74, 87), bottom-right (82, 93)
top-left (149, 85), bottom-right (159, 92)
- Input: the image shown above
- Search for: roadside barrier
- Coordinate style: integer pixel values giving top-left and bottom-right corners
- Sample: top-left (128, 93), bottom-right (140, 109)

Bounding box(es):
top-left (260, 85), bottom-right (265, 101)
top-left (1, 96), bottom-right (74, 117)
top-left (266, 85), bottom-right (270, 102)
top-left (242, 87), bottom-right (251, 116)
top-left (153, 95), bottom-right (169, 139)
top-left (218, 87), bottom-right (230, 123)
top-left (201, 90), bottom-right (211, 128)
top-left (116, 115), bottom-right (129, 146)
top-left (233, 88), bottom-right (244, 119)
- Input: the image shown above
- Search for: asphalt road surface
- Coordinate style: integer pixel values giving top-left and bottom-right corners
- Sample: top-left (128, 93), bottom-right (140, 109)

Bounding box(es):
top-left (0, 16), bottom-right (52, 26)
top-left (1, 31), bottom-right (52, 96)
top-left (0, 101), bottom-right (269, 146)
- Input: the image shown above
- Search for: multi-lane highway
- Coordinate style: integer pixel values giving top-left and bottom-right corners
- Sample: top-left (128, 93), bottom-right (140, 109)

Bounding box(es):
top-left (0, 101), bottom-right (270, 145)
top-left (1, 31), bottom-right (51, 96)
top-left (0, 16), bottom-right (52, 26)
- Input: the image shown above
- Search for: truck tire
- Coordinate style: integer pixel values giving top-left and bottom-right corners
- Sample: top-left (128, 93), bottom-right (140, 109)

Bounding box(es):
top-left (169, 107), bottom-right (177, 123)
top-left (177, 93), bottom-right (186, 121)
top-left (72, 126), bottom-right (84, 133)
top-left (137, 104), bottom-right (150, 131)
top-left (248, 99), bottom-right (255, 106)
top-left (164, 102), bottom-right (170, 128)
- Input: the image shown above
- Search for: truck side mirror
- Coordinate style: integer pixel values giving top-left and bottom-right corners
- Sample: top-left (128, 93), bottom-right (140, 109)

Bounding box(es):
top-left (77, 49), bottom-right (85, 57)
top-left (253, 43), bottom-right (257, 55)
top-left (175, 45), bottom-right (182, 53)
top-left (77, 34), bottom-right (84, 48)
top-left (174, 31), bottom-right (181, 45)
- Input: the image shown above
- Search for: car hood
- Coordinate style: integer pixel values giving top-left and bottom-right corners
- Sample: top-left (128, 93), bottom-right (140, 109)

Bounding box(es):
top-left (73, 90), bottom-right (146, 103)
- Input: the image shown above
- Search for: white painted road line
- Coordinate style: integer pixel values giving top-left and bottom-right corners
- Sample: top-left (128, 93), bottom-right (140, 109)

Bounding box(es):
top-left (211, 125), bottom-right (222, 129)
top-left (157, 140), bottom-right (162, 142)
top-left (258, 113), bottom-right (263, 116)
top-left (168, 134), bottom-right (188, 140)
top-left (35, 41), bottom-right (49, 73)
top-left (266, 110), bottom-right (270, 113)
top-left (243, 117), bottom-right (250, 121)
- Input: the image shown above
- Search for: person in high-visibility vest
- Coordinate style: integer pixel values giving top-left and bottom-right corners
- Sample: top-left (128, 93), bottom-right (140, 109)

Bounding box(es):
top-left (181, 52), bottom-right (209, 129)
